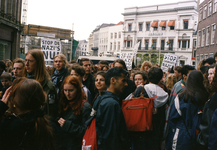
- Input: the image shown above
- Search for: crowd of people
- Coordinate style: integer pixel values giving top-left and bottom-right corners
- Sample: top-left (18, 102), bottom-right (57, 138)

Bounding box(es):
top-left (0, 49), bottom-right (217, 150)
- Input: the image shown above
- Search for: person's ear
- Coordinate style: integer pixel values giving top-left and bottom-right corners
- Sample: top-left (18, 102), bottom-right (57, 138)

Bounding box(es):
top-left (110, 77), bottom-right (116, 85)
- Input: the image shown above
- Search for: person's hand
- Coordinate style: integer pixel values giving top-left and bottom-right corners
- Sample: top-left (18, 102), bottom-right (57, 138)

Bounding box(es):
top-left (58, 118), bottom-right (65, 127)
top-left (137, 83), bottom-right (143, 88)
top-left (2, 86), bottom-right (12, 104)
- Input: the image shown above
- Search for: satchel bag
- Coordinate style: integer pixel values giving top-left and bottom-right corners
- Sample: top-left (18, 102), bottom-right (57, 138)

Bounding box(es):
top-left (122, 87), bottom-right (157, 132)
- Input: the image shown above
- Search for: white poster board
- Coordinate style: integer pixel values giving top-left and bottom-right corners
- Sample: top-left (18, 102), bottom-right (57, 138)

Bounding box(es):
top-left (120, 52), bottom-right (134, 70)
top-left (41, 38), bottom-right (61, 65)
top-left (161, 53), bottom-right (178, 72)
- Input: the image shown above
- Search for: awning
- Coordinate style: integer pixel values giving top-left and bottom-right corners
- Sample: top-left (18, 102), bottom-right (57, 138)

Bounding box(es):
top-left (168, 21), bottom-right (175, 26)
top-left (159, 21), bottom-right (166, 27)
top-left (151, 22), bottom-right (158, 27)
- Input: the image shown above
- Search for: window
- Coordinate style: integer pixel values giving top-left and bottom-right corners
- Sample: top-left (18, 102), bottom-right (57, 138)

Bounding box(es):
top-left (139, 23), bottom-right (143, 31)
top-left (180, 60), bottom-right (185, 66)
top-left (182, 41), bottom-right (187, 48)
top-left (145, 40), bottom-right (149, 50)
top-left (211, 24), bottom-right (216, 44)
top-left (208, 2), bottom-right (212, 16)
top-left (138, 40), bottom-right (142, 50)
top-left (198, 31), bottom-right (201, 47)
top-left (162, 27), bottom-right (166, 30)
top-left (203, 6), bottom-right (207, 19)
top-left (200, 9), bottom-right (203, 21)
top-left (146, 22), bottom-right (150, 31)
top-left (179, 40), bottom-right (181, 48)
top-left (202, 29), bottom-right (205, 47)
top-left (111, 33), bottom-right (113, 39)
top-left (170, 26), bottom-right (174, 30)
top-left (128, 24), bottom-right (132, 31)
top-left (126, 41), bottom-right (131, 48)
top-left (210, 53), bottom-right (214, 57)
top-left (214, 0), bottom-right (217, 13)
top-left (200, 54), bottom-right (203, 60)
top-left (206, 27), bottom-right (210, 45)
top-left (193, 50), bottom-right (196, 58)
top-left (152, 40), bottom-right (157, 50)
top-left (183, 20), bottom-right (188, 29)
top-left (114, 42), bottom-right (116, 50)
top-left (205, 54), bottom-right (208, 59)
top-left (110, 42), bottom-right (112, 50)
top-left (161, 40), bottom-right (165, 50)
top-left (118, 42), bottom-right (120, 50)
top-left (118, 32), bottom-right (121, 38)
top-left (193, 40), bottom-right (197, 48)
top-left (115, 33), bottom-right (117, 38)
top-left (154, 27), bottom-right (158, 31)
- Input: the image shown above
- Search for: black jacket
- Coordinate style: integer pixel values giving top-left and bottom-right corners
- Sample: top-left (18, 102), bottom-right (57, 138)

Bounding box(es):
top-left (57, 102), bottom-right (92, 150)
top-left (94, 91), bottom-right (130, 150)
top-left (82, 73), bottom-right (95, 101)
top-left (197, 93), bottom-right (217, 149)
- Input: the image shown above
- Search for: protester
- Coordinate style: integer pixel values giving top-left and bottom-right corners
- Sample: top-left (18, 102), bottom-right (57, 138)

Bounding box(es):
top-left (23, 49), bottom-right (58, 119)
top-left (140, 61), bottom-right (152, 73)
top-left (51, 53), bottom-right (70, 100)
top-left (166, 70), bottom-right (209, 150)
top-left (69, 64), bottom-right (92, 104)
top-left (12, 58), bottom-right (25, 80)
top-left (0, 78), bottom-right (55, 150)
top-left (5, 59), bottom-right (13, 73)
top-left (98, 60), bottom-right (109, 71)
top-left (197, 64), bottom-right (217, 149)
top-left (113, 59), bottom-right (136, 103)
top-left (57, 76), bottom-right (91, 150)
top-left (203, 65), bottom-right (215, 91)
top-left (166, 74), bottom-right (177, 95)
top-left (214, 52), bottom-right (217, 64)
top-left (93, 71), bottom-right (107, 104)
top-left (174, 66), bottom-right (182, 81)
top-left (79, 58), bottom-right (95, 100)
top-left (129, 68), bottom-right (139, 81)
top-left (101, 65), bottom-right (109, 72)
top-left (133, 71), bottom-right (148, 87)
top-left (0, 72), bottom-right (12, 97)
top-left (93, 67), bottom-right (130, 150)
top-left (132, 67), bottom-right (168, 150)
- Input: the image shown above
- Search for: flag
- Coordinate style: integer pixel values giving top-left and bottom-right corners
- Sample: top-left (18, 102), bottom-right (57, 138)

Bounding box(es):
top-left (133, 41), bottom-right (140, 57)
top-left (166, 41), bottom-right (169, 45)
top-left (151, 43), bottom-right (154, 48)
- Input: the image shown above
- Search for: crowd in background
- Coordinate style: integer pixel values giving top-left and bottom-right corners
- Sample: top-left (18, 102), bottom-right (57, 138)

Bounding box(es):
top-left (0, 49), bottom-right (217, 150)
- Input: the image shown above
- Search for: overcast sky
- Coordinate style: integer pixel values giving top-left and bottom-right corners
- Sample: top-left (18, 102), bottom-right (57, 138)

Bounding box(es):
top-left (27, 0), bottom-right (203, 41)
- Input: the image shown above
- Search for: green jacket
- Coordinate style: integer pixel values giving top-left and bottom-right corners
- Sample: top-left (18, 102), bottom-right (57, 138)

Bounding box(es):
top-left (41, 78), bottom-right (58, 119)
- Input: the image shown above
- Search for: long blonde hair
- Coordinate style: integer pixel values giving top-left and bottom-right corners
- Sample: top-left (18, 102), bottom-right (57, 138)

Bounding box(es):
top-left (166, 74), bottom-right (177, 90)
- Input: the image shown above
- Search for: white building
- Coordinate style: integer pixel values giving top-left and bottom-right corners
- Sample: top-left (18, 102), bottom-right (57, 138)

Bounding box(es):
top-left (92, 22), bottom-right (124, 57)
top-left (76, 40), bottom-right (88, 56)
top-left (122, 0), bottom-right (198, 66)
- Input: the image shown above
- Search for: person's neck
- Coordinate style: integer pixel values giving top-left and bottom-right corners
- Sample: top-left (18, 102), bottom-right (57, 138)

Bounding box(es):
top-left (83, 73), bottom-right (89, 81)
top-left (107, 87), bottom-right (117, 95)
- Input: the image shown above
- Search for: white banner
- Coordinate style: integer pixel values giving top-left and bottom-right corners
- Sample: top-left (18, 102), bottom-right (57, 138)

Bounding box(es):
top-left (133, 41), bottom-right (140, 57)
top-left (120, 52), bottom-right (134, 70)
top-left (161, 53), bottom-right (178, 72)
top-left (41, 38), bottom-right (61, 62)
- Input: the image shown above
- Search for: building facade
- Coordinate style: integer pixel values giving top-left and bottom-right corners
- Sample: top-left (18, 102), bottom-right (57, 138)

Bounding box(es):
top-left (197, 0), bottom-right (217, 65)
top-left (0, 0), bottom-right (23, 60)
top-left (75, 40), bottom-right (88, 57)
top-left (92, 23), bottom-right (123, 57)
top-left (20, 24), bottom-right (74, 63)
top-left (122, 0), bottom-right (198, 66)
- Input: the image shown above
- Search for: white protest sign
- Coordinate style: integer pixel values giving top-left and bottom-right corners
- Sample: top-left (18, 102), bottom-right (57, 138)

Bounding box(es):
top-left (41, 38), bottom-right (61, 62)
top-left (161, 53), bottom-right (178, 72)
top-left (120, 52), bottom-right (134, 70)
top-left (133, 41), bottom-right (140, 57)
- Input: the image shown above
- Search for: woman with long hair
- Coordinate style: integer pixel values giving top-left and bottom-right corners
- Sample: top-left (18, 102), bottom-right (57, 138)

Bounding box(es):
top-left (93, 71), bottom-right (107, 104)
top-left (166, 74), bottom-right (177, 94)
top-left (198, 64), bottom-right (217, 149)
top-left (23, 49), bottom-right (58, 119)
top-left (0, 78), bottom-right (55, 150)
top-left (166, 70), bottom-right (209, 150)
top-left (57, 75), bottom-right (91, 150)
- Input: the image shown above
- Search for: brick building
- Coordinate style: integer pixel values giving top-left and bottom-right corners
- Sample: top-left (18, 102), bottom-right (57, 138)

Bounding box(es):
top-left (197, 0), bottom-right (217, 66)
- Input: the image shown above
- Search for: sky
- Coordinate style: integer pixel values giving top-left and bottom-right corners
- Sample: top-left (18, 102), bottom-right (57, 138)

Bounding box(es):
top-left (27, 0), bottom-right (203, 41)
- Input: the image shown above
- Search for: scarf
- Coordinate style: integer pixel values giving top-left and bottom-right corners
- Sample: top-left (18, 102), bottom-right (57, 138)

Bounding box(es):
top-left (27, 73), bottom-right (35, 79)
top-left (52, 68), bottom-right (67, 86)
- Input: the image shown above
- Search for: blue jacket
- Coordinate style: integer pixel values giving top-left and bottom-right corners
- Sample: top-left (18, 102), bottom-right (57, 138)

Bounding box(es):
top-left (93, 91), bottom-right (130, 150)
top-left (166, 95), bottom-right (203, 150)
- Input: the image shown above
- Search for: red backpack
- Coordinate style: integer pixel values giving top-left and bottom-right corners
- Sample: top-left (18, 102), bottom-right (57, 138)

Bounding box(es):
top-left (122, 89), bottom-right (157, 132)
top-left (82, 118), bottom-right (97, 150)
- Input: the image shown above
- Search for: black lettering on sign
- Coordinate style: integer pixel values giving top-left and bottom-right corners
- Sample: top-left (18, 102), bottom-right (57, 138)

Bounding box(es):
top-left (42, 45), bottom-right (46, 50)
top-left (43, 51), bottom-right (48, 59)
top-left (50, 51), bottom-right (55, 60)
